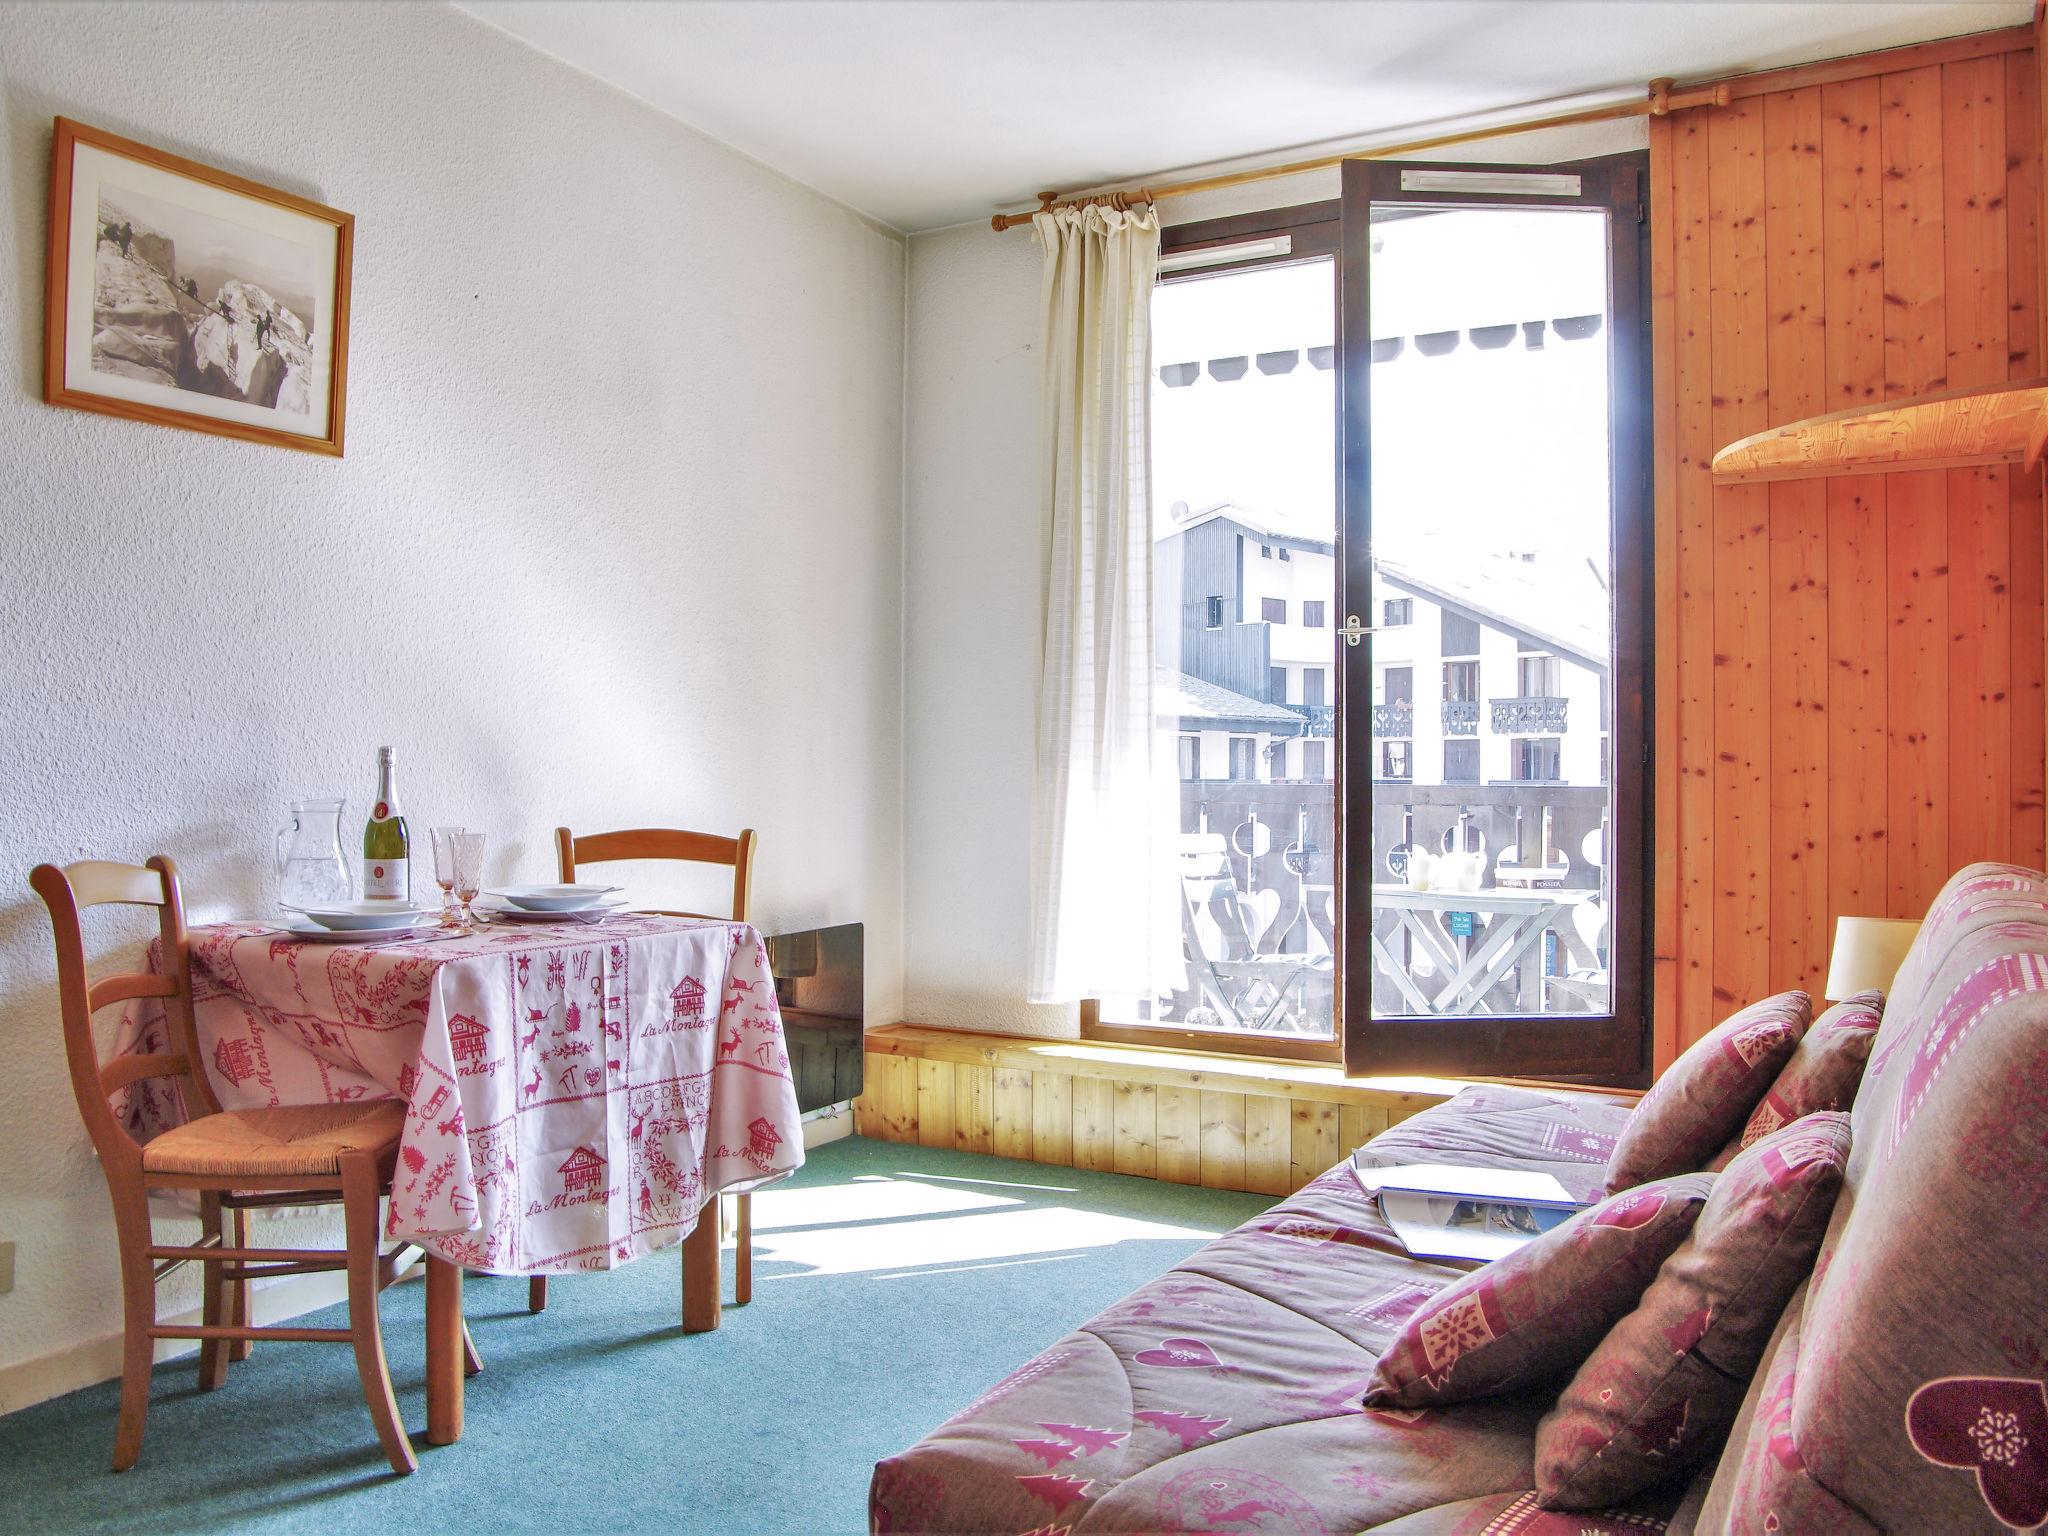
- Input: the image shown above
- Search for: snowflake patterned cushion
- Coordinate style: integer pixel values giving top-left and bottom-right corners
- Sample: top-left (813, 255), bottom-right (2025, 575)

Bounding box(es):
top-left (1363, 1171), bottom-right (1715, 1409)
top-left (1603, 990), bottom-right (1811, 1192)
top-left (1706, 990), bottom-right (1883, 1170)
top-left (1534, 1112), bottom-right (1852, 1510)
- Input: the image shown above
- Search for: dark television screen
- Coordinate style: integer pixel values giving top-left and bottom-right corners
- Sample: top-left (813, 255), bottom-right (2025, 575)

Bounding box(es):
top-left (765, 922), bottom-right (863, 1114)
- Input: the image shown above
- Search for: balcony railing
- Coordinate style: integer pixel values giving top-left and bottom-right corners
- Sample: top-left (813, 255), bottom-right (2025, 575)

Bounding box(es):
top-left (1367, 702), bottom-right (1410, 738)
top-left (1491, 695), bottom-right (1569, 734)
top-left (1286, 702), bottom-right (1337, 737)
top-left (1442, 698), bottom-right (1478, 735)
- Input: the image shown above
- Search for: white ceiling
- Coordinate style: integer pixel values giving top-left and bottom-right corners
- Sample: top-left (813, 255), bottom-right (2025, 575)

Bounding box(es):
top-left (458, 1), bottom-right (2032, 234)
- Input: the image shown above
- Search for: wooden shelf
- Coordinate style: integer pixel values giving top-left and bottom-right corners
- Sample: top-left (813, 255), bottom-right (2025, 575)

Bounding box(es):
top-left (1710, 378), bottom-right (2048, 485)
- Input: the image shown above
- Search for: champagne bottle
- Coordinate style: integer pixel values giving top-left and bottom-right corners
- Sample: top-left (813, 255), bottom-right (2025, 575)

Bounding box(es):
top-left (362, 746), bottom-right (411, 901)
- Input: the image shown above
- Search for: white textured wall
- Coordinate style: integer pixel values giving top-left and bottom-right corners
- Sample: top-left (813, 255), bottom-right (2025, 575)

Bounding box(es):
top-left (898, 125), bottom-right (1641, 1040)
top-left (0, 1), bottom-right (904, 1389)
top-left (901, 221), bottom-right (1062, 1034)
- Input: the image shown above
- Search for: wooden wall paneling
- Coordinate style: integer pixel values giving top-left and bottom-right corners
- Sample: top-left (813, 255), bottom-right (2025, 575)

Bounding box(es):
top-left (991, 1067), bottom-right (1034, 1160)
top-left (1821, 75), bottom-right (1892, 944)
top-left (1672, 108), bottom-right (1719, 1058)
top-left (1708, 98), bottom-right (1774, 1016)
top-left (1651, 113), bottom-right (1685, 1071)
top-left (1339, 1103), bottom-right (1377, 1155)
top-left (856, 1031), bottom-right (1616, 1192)
top-left (1156, 1086), bottom-right (1201, 1184)
top-left (1881, 66), bottom-right (1953, 912)
top-left (1197, 1091), bottom-right (1247, 1190)
top-left (915, 1058), bottom-right (955, 1151)
top-left (1713, 27), bottom-right (2035, 103)
top-left (1763, 85), bottom-right (1832, 997)
top-left (1649, 113), bottom-right (1681, 1069)
top-left (1071, 1077), bottom-right (1116, 1172)
top-left (2007, 46), bottom-right (2047, 868)
top-left (1944, 56), bottom-right (2015, 870)
top-left (1243, 1096), bottom-right (1291, 1195)
top-left (956, 1062), bottom-right (995, 1155)
top-left (1289, 1101), bottom-right (1340, 1189)
top-left (856, 1050), bottom-right (917, 1142)
top-left (1111, 1083), bottom-right (1159, 1178)
top-left (1032, 1071), bottom-right (1074, 1167)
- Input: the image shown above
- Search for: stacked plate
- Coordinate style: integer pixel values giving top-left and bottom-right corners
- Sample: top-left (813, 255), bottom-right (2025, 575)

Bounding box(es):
top-left (280, 900), bottom-right (438, 944)
top-left (479, 884), bottom-right (629, 925)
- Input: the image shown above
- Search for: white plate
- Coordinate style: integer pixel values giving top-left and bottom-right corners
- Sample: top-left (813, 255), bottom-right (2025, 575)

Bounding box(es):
top-left (277, 918), bottom-right (439, 945)
top-left (478, 899), bottom-right (629, 925)
top-left (288, 901), bottom-right (438, 931)
top-left (487, 884), bottom-right (623, 912)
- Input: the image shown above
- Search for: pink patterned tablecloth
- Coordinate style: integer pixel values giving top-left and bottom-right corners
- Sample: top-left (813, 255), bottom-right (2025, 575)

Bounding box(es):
top-left (115, 915), bottom-right (803, 1274)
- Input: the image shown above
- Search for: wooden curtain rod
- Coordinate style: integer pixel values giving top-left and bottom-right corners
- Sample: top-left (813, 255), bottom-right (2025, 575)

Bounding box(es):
top-left (989, 77), bottom-right (1731, 231)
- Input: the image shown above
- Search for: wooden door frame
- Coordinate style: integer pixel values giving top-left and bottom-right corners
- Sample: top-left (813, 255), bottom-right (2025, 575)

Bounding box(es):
top-left (1338, 153), bottom-right (1656, 1087)
top-left (1083, 199), bottom-right (1346, 1062)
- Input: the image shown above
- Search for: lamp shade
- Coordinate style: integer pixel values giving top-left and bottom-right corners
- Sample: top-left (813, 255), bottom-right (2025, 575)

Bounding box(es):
top-left (1824, 916), bottom-right (1921, 1001)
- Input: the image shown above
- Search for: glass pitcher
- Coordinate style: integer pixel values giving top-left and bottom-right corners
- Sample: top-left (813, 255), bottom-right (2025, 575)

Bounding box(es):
top-left (276, 797), bottom-right (352, 908)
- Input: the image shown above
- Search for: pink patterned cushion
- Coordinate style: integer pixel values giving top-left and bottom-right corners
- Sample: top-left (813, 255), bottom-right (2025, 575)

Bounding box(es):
top-left (1363, 1174), bottom-right (1714, 1408)
top-left (1708, 991), bottom-right (1883, 1169)
top-left (1605, 992), bottom-right (1810, 1190)
top-left (1535, 1113), bottom-right (1852, 1510)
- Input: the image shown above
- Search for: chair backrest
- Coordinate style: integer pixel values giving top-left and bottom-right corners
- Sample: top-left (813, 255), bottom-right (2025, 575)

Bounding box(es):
top-left (29, 857), bottom-right (219, 1173)
top-left (556, 826), bottom-right (756, 923)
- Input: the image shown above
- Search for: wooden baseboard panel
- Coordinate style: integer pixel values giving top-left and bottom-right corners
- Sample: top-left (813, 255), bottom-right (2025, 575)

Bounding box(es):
top-left (854, 1025), bottom-right (1468, 1197)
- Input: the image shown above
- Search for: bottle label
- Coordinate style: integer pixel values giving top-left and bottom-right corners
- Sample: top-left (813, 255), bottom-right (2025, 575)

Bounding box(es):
top-left (364, 859), bottom-right (405, 899)
top-left (373, 801), bottom-right (389, 820)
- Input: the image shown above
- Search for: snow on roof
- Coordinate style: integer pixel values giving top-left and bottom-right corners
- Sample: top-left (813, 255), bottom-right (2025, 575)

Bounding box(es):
top-left (1375, 541), bottom-right (1610, 672)
top-left (1162, 500), bottom-right (1335, 550)
top-left (1158, 667), bottom-right (1303, 728)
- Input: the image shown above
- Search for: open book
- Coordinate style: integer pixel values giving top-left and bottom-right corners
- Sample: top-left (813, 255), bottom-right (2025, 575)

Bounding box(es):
top-left (1350, 1157), bottom-right (1589, 1263)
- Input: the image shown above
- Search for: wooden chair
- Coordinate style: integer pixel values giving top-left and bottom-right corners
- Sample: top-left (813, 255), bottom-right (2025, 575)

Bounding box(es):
top-left (32, 857), bottom-right (434, 1475)
top-left (525, 826), bottom-right (758, 1325)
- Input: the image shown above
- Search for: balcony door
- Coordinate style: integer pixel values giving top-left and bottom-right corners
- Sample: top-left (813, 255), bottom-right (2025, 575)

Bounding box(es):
top-left (1340, 157), bottom-right (1652, 1083)
top-left (1085, 163), bottom-right (1649, 1083)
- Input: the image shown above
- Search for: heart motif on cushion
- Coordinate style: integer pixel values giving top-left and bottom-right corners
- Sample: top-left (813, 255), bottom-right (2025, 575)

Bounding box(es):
top-left (1905, 1375), bottom-right (2048, 1530)
top-left (1135, 1337), bottom-right (1224, 1369)
top-left (1589, 1188), bottom-right (1666, 1230)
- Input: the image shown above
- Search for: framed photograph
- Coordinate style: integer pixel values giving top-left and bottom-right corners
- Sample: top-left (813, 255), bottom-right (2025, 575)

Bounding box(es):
top-left (44, 117), bottom-right (353, 456)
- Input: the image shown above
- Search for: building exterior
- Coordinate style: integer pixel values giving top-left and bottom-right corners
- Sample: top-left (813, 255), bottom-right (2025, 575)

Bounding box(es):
top-left (1155, 503), bottom-right (1608, 797)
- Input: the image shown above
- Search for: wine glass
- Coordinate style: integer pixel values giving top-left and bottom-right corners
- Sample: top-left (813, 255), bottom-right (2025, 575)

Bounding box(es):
top-left (430, 826), bottom-right (466, 928)
top-left (452, 831), bottom-right (487, 929)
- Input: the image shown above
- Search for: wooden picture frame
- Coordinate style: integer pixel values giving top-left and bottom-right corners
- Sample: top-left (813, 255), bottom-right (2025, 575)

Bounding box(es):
top-left (44, 117), bottom-right (353, 456)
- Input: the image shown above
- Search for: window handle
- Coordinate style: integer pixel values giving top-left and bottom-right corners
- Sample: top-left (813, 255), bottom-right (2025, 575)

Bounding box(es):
top-left (1342, 615), bottom-right (1387, 646)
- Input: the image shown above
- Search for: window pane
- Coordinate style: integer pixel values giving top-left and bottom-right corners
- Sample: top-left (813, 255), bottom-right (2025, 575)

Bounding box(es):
top-left (1369, 203), bottom-right (1613, 1022)
top-left (1136, 256), bottom-right (1337, 1043)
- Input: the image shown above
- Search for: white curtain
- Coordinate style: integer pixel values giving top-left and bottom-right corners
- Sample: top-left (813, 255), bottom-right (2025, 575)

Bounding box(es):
top-left (1028, 202), bottom-right (1176, 1006)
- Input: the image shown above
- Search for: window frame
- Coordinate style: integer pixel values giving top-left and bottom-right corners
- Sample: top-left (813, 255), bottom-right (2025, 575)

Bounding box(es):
top-left (1227, 735), bottom-right (1257, 781)
top-left (1082, 199), bottom-right (1346, 1064)
top-left (1339, 153), bottom-right (1653, 1088)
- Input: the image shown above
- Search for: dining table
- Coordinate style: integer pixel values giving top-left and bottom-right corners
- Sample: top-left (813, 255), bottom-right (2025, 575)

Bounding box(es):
top-left (112, 909), bottom-right (806, 1445)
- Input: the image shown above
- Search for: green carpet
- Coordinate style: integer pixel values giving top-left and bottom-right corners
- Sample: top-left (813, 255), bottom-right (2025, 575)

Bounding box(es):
top-left (0, 1136), bottom-right (1273, 1534)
